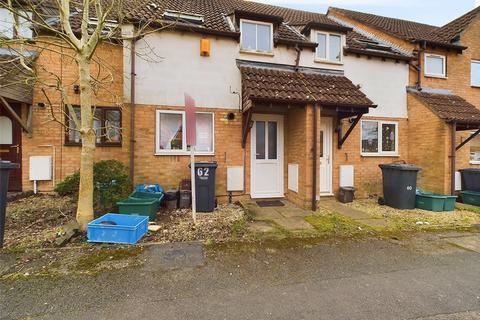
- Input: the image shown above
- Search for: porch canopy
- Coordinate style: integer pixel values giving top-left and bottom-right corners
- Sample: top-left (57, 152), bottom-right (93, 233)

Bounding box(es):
top-left (407, 87), bottom-right (480, 194)
top-left (238, 60), bottom-right (376, 148)
top-left (0, 48), bottom-right (38, 136)
top-left (408, 87), bottom-right (480, 131)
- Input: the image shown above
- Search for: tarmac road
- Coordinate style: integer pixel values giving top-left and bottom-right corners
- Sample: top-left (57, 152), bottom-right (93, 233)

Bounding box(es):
top-left (1, 233), bottom-right (480, 320)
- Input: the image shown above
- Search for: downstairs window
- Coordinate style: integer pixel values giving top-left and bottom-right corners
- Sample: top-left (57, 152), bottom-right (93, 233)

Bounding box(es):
top-left (155, 110), bottom-right (214, 155)
top-left (361, 120), bottom-right (398, 156)
top-left (65, 106), bottom-right (122, 146)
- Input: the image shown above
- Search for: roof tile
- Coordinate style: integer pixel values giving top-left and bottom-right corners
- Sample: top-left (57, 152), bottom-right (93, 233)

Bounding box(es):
top-left (409, 90), bottom-right (480, 125)
top-left (239, 64), bottom-right (374, 108)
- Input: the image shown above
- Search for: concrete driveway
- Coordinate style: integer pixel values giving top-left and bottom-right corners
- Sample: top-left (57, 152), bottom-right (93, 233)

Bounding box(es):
top-left (1, 233), bottom-right (480, 320)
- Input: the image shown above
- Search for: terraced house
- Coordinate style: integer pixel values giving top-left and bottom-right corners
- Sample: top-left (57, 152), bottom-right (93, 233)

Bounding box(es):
top-left (328, 6), bottom-right (480, 195)
top-left (1, 1), bottom-right (479, 210)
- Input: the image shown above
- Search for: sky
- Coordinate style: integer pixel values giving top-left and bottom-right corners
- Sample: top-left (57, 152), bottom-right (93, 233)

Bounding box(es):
top-left (253, 0), bottom-right (480, 26)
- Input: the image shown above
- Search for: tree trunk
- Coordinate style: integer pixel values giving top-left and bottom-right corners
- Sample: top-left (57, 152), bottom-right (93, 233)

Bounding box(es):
top-left (76, 55), bottom-right (96, 231)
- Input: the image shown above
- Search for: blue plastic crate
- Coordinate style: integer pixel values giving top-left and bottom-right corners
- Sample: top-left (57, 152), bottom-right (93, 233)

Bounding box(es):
top-left (87, 213), bottom-right (148, 245)
top-left (136, 184), bottom-right (164, 193)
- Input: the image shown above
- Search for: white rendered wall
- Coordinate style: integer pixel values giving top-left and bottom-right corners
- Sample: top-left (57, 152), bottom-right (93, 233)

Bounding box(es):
top-left (123, 26), bottom-right (409, 119)
top-left (123, 28), bottom-right (341, 108)
top-left (344, 55), bottom-right (409, 118)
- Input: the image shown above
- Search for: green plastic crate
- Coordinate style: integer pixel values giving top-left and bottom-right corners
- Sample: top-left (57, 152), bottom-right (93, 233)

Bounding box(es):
top-left (460, 191), bottom-right (480, 206)
top-left (415, 194), bottom-right (445, 212)
top-left (117, 197), bottom-right (159, 221)
top-left (443, 196), bottom-right (458, 211)
top-left (128, 191), bottom-right (164, 204)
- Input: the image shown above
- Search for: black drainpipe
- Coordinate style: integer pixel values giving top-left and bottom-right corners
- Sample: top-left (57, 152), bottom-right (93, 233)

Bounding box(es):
top-left (129, 31), bottom-right (137, 180)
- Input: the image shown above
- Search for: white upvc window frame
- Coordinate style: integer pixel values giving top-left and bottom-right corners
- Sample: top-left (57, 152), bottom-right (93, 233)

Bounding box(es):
top-left (315, 31), bottom-right (343, 64)
top-left (155, 110), bottom-right (215, 156)
top-left (240, 19), bottom-right (274, 54)
top-left (360, 120), bottom-right (399, 157)
top-left (471, 60), bottom-right (480, 88)
top-left (424, 53), bottom-right (446, 78)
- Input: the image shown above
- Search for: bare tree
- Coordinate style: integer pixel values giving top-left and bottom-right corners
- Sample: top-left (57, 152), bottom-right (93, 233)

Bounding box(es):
top-left (0, 0), bottom-right (172, 230)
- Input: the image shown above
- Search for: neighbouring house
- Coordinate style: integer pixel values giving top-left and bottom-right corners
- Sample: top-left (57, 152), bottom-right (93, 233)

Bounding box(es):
top-left (0, 1), bottom-right (478, 210)
top-left (328, 6), bottom-right (480, 195)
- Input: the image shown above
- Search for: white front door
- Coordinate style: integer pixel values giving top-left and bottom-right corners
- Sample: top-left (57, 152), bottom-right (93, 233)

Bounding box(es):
top-left (251, 114), bottom-right (284, 198)
top-left (320, 117), bottom-right (333, 195)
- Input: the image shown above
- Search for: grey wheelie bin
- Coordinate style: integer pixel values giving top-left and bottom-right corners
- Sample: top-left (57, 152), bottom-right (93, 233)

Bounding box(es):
top-left (190, 162), bottom-right (218, 212)
top-left (459, 168), bottom-right (480, 192)
top-left (0, 161), bottom-right (20, 248)
top-left (379, 163), bottom-right (420, 209)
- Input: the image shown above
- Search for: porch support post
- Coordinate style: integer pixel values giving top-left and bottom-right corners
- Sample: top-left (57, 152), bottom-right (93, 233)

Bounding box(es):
top-left (450, 122), bottom-right (457, 195)
top-left (311, 104), bottom-right (318, 211)
top-left (456, 128), bottom-right (480, 151)
top-left (0, 96), bottom-right (31, 135)
top-left (241, 108), bottom-right (253, 148)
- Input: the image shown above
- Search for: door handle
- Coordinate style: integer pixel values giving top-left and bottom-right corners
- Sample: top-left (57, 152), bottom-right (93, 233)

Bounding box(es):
top-left (10, 145), bottom-right (19, 154)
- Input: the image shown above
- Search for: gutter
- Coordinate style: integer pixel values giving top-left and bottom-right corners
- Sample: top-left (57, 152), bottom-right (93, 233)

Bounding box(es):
top-left (344, 47), bottom-right (411, 61)
top-left (412, 39), bottom-right (467, 52)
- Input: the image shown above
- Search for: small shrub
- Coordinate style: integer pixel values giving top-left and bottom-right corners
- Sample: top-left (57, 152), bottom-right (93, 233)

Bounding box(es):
top-left (55, 172), bottom-right (80, 196)
top-left (54, 160), bottom-right (133, 211)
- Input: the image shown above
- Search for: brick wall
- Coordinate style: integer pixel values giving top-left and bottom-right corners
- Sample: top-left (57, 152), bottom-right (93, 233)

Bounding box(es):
top-left (20, 41), bottom-right (127, 192)
top-left (407, 94), bottom-right (450, 193)
top-left (133, 105), bottom-right (245, 202)
top-left (285, 106), bottom-right (310, 208)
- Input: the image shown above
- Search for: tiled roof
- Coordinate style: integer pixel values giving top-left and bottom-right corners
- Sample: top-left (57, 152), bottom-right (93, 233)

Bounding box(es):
top-left (345, 31), bottom-right (411, 60)
top-left (0, 48), bottom-right (38, 104)
top-left (329, 7), bottom-right (468, 49)
top-left (239, 62), bottom-right (374, 109)
top-left (434, 6), bottom-right (480, 43)
top-left (408, 88), bottom-right (480, 125)
top-left (330, 7), bottom-right (439, 42)
top-left (122, 0), bottom-right (348, 45)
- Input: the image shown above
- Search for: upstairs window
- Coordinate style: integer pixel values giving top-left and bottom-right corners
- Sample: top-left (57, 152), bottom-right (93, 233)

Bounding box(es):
top-left (240, 20), bottom-right (272, 53)
top-left (471, 60), bottom-right (480, 87)
top-left (424, 53), bottom-right (446, 78)
top-left (316, 32), bottom-right (342, 63)
top-left (0, 8), bottom-right (32, 39)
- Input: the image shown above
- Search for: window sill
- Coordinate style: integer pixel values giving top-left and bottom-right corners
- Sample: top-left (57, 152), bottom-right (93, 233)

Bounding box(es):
top-left (471, 85), bottom-right (480, 88)
top-left (361, 153), bottom-right (400, 158)
top-left (314, 59), bottom-right (343, 66)
top-left (155, 152), bottom-right (215, 156)
top-left (64, 143), bottom-right (122, 148)
top-left (470, 160), bottom-right (480, 165)
top-left (424, 74), bottom-right (447, 79)
top-left (239, 49), bottom-right (274, 57)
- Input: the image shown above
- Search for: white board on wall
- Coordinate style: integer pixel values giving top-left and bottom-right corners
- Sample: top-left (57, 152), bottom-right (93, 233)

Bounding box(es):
top-left (288, 163), bottom-right (298, 192)
top-left (29, 156), bottom-right (52, 181)
top-left (227, 166), bottom-right (244, 191)
top-left (340, 165), bottom-right (354, 187)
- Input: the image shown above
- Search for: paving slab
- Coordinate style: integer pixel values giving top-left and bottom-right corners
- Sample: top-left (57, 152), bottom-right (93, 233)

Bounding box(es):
top-left (319, 200), bottom-right (371, 220)
top-left (274, 217), bottom-right (314, 231)
top-left (276, 207), bottom-right (310, 218)
top-left (444, 235), bottom-right (480, 253)
top-left (248, 221), bottom-right (277, 233)
top-left (251, 207), bottom-right (285, 221)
